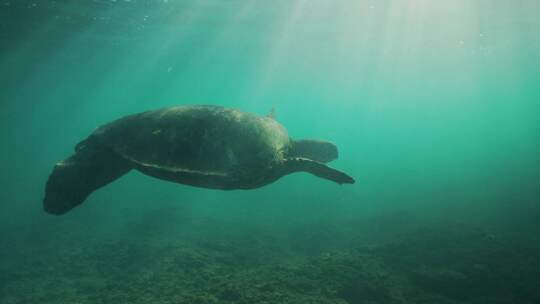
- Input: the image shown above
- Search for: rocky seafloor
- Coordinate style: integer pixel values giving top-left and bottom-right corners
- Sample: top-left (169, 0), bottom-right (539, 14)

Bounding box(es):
top-left (1, 215), bottom-right (539, 304)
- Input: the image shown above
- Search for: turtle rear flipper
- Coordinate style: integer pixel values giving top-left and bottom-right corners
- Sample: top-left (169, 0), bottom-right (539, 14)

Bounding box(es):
top-left (43, 145), bottom-right (132, 215)
top-left (283, 158), bottom-right (355, 185)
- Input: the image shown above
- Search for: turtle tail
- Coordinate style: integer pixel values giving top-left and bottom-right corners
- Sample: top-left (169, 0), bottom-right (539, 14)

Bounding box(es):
top-left (43, 143), bottom-right (132, 215)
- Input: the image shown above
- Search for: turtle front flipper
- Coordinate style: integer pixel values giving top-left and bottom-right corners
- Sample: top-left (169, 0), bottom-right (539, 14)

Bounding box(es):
top-left (282, 158), bottom-right (355, 185)
top-left (43, 144), bottom-right (132, 215)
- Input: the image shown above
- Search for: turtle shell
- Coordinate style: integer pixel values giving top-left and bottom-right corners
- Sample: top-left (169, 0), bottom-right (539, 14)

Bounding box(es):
top-left (85, 105), bottom-right (290, 176)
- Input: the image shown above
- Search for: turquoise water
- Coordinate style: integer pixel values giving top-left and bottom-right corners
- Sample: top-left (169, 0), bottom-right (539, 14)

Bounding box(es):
top-left (1, 1), bottom-right (539, 303)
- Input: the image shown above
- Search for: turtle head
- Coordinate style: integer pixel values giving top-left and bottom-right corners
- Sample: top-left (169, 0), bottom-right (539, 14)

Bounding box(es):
top-left (288, 139), bottom-right (338, 163)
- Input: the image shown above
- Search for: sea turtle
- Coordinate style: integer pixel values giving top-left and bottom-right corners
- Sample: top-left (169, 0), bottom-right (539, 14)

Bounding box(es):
top-left (44, 105), bottom-right (355, 215)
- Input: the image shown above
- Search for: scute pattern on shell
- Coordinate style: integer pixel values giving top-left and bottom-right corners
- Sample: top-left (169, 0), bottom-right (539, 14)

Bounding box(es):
top-left (89, 105), bottom-right (291, 177)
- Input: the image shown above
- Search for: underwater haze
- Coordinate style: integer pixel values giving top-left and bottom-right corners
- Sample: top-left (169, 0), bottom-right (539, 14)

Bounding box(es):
top-left (1, 1), bottom-right (539, 303)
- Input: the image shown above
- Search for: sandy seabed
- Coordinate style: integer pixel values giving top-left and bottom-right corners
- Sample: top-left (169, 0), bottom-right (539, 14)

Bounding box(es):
top-left (1, 215), bottom-right (539, 304)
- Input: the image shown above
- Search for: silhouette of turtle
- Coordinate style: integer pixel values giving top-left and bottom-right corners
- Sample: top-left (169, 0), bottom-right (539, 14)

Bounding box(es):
top-left (44, 105), bottom-right (355, 214)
